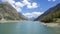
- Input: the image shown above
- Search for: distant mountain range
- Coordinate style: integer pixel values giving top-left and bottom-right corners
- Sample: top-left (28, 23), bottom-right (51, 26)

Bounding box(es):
top-left (34, 3), bottom-right (60, 23)
top-left (0, 2), bottom-right (26, 21)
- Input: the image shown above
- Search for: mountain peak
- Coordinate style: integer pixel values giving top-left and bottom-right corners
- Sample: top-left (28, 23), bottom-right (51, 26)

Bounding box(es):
top-left (0, 2), bottom-right (26, 20)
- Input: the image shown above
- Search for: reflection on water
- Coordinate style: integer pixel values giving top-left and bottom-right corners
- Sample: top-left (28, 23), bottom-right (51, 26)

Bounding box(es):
top-left (0, 21), bottom-right (60, 34)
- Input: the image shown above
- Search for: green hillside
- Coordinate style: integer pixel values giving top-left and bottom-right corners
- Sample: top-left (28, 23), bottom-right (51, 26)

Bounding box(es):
top-left (37, 3), bottom-right (60, 23)
top-left (0, 2), bottom-right (26, 21)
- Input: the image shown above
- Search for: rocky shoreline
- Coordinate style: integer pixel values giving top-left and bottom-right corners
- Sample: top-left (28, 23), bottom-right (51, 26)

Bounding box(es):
top-left (42, 23), bottom-right (60, 27)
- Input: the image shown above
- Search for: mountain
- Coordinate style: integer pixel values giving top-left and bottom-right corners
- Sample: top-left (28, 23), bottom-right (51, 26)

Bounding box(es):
top-left (34, 3), bottom-right (60, 23)
top-left (0, 2), bottom-right (26, 20)
top-left (29, 17), bottom-right (37, 21)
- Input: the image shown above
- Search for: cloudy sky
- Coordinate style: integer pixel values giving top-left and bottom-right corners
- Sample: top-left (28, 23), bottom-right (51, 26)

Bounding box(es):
top-left (0, 0), bottom-right (60, 19)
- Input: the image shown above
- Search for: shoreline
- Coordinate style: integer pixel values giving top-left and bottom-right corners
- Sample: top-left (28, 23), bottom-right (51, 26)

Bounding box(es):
top-left (42, 23), bottom-right (60, 27)
top-left (0, 20), bottom-right (38, 23)
top-left (0, 21), bottom-right (60, 27)
top-left (0, 20), bottom-right (27, 23)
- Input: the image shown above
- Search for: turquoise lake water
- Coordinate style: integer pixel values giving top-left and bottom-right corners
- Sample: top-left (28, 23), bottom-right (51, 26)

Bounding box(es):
top-left (0, 21), bottom-right (60, 34)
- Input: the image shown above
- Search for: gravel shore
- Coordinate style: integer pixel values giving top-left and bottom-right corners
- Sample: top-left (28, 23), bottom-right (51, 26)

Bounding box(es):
top-left (0, 20), bottom-right (27, 23)
top-left (42, 23), bottom-right (60, 27)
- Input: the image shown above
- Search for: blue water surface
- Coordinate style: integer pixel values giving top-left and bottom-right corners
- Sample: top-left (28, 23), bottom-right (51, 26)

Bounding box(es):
top-left (0, 21), bottom-right (60, 34)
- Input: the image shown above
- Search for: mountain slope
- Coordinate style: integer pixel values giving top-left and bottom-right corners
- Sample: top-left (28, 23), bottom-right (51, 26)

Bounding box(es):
top-left (0, 2), bottom-right (26, 20)
top-left (35, 3), bottom-right (60, 23)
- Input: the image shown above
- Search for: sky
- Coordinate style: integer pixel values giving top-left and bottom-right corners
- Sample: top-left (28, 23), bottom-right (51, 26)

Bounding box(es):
top-left (0, 0), bottom-right (60, 19)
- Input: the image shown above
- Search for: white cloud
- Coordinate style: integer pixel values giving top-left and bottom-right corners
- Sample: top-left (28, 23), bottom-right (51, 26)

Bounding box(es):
top-left (23, 12), bottom-right (43, 18)
top-left (2, 0), bottom-right (15, 4)
top-left (32, 12), bottom-right (42, 16)
top-left (22, 0), bottom-right (38, 9)
top-left (27, 2), bottom-right (38, 9)
top-left (48, 0), bottom-right (51, 1)
top-left (15, 7), bottom-right (21, 12)
top-left (15, 2), bottom-right (24, 7)
top-left (52, 0), bottom-right (56, 1)
top-left (2, 0), bottom-right (38, 12)
top-left (48, 0), bottom-right (56, 2)
top-left (22, 0), bottom-right (31, 5)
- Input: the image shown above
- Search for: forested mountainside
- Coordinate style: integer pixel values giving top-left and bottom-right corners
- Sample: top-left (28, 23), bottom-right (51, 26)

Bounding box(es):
top-left (0, 2), bottom-right (26, 20)
top-left (35, 3), bottom-right (60, 23)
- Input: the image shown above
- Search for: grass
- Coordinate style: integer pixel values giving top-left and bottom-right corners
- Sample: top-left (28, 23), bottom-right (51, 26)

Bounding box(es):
top-left (56, 19), bottom-right (60, 23)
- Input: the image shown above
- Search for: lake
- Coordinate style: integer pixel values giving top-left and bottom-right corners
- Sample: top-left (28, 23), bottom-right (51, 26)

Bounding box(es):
top-left (0, 21), bottom-right (60, 34)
